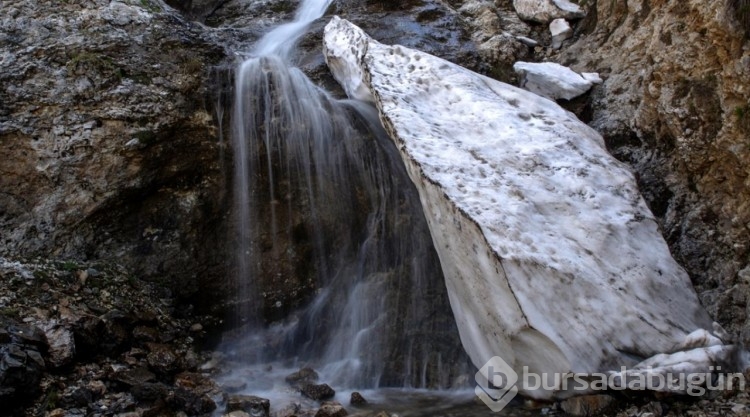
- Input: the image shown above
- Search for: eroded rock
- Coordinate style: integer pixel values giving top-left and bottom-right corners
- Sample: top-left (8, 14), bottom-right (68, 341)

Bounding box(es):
top-left (39, 321), bottom-right (75, 368)
top-left (301, 383), bottom-right (336, 401)
top-left (315, 401), bottom-right (347, 417)
top-left (226, 395), bottom-right (271, 417)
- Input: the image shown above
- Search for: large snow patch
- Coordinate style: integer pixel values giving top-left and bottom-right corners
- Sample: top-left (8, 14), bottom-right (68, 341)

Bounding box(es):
top-left (323, 16), bottom-right (738, 399)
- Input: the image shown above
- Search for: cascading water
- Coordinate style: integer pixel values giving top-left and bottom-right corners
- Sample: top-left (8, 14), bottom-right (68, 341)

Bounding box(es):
top-left (225, 0), bottom-right (471, 401)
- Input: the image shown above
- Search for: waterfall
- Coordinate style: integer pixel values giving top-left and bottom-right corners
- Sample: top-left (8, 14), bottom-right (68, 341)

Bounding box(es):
top-left (228, 0), bottom-right (469, 390)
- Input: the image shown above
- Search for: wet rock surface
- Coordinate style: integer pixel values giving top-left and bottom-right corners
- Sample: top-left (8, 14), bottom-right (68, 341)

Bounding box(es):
top-left (349, 392), bottom-right (367, 406)
top-left (226, 394), bottom-right (271, 416)
top-left (286, 367), bottom-right (320, 389)
top-left (315, 401), bottom-right (347, 417)
top-left (301, 383), bottom-right (336, 401)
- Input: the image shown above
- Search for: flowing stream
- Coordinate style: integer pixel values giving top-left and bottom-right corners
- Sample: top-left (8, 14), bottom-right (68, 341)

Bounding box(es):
top-left (222, 0), bottom-right (491, 413)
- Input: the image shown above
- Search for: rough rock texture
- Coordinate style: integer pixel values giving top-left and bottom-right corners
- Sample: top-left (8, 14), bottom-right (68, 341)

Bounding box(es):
top-left (301, 383), bottom-right (336, 401)
top-left (163, 0), bottom-right (231, 22)
top-left (315, 401), bottom-right (347, 417)
top-left (0, 258), bottom-right (221, 416)
top-left (454, 0), bottom-right (530, 79)
top-left (324, 16), bottom-right (736, 400)
top-left (555, 0), bottom-right (750, 343)
top-left (0, 0), bottom-right (231, 312)
top-left (0, 320), bottom-right (46, 412)
top-left (226, 394), bottom-right (271, 416)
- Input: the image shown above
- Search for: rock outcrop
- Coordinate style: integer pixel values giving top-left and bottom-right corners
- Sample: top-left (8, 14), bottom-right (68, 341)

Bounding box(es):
top-left (554, 0), bottom-right (750, 343)
top-left (324, 16), bottom-right (737, 399)
top-left (0, 0), bottom-right (230, 310)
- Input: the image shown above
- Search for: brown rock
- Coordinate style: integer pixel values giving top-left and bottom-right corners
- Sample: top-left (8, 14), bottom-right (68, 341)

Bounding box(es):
top-left (225, 395), bottom-right (271, 417)
top-left (146, 343), bottom-right (178, 375)
top-left (560, 394), bottom-right (615, 416)
top-left (315, 401), bottom-right (347, 417)
top-left (555, 0), bottom-right (750, 341)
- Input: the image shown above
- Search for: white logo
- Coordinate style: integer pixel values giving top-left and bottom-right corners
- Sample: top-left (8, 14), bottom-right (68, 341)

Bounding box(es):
top-left (475, 356), bottom-right (519, 412)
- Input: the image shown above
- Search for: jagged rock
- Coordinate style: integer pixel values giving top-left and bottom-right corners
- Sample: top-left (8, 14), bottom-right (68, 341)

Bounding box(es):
top-left (0, 336), bottom-right (45, 407)
top-left (324, 16), bottom-right (736, 400)
top-left (226, 395), bottom-right (271, 417)
top-left (175, 372), bottom-right (217, 396)
top-left (456, 0), bottom-right (529, 73)
top-left (11, 324), bottom-right (47, 347)
top-left (349, 392), bottom-right (367, 406)
top-left (0, 259), bottom-right (221, 415)
top-left (513, 61), bottom-right (594, 100)
top-left (549, 18), bottom-right (572, 49)
top-left (285, 367), bottom-right (319, 388)
top-left (40, 321), bottom-right (75, 368)
top-left (168, 386), bottom-right (217, 415)
top-left (59, 386), bottom-right (93, 408)
top-left (555, 0), bottom-right (750, 346)
top-left (512, 0), bottom-right (585, 24)
top-left (301, 383), bottom-right (336, 401)
top-left (146, 343), bottom-right (179, 375)
top-left (113, 367), bottom-right (156, 387)
top-left (0, 0), bottom-right (230, 314)
top-left (315, 401), bottom-right (347, 417)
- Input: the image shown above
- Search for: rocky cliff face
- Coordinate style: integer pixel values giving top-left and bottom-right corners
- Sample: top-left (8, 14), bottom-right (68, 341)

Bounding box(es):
top-left (552, 0), bottom-right (750, 342)
top-left (0, 0), bottom-right (236, 311)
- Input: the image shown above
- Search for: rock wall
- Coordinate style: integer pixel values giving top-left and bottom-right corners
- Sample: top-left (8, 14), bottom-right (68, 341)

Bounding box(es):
top-left (0, 0), bottom-right (231, 310)
top-left (553, 0), bottom-right (750, 342)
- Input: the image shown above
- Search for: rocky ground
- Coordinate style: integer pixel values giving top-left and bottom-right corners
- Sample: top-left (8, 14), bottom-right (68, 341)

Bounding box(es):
top-left (0, 257), bottom-right (223, 416)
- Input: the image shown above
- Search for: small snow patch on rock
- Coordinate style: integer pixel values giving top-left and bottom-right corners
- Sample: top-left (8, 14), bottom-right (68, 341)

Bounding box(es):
top-left (514, 61), bottom-right (593, 100)
top-left (549, 18), bottom-right (572, 49)
top-left (513, 0), bottom-right (585, 24)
